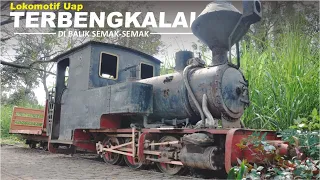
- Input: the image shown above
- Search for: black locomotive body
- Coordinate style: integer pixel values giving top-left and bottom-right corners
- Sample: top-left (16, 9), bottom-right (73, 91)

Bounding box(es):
top-left (49, 40), bottom-right (249, 142)
top-left (49, 42), bottom-right (161, 141)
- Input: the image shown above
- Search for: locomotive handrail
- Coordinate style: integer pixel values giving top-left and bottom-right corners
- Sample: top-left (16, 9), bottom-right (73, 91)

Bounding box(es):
top-left (183, 60), bottom-right (206, 127)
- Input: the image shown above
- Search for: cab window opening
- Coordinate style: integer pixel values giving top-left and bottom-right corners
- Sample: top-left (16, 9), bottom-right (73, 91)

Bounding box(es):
top-left (140, 63), bottom-right (154, 79)
top-left (65, 66), bottom-right (69, 86)
top-left (99, 52), bottom-right (118, 80)
top-left (57, 58), bottom-right (70, 89)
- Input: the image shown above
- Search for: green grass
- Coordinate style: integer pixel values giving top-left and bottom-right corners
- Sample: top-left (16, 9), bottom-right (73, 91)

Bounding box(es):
top-left (0, 136), bottom-right (25, 146)
top-left (240, 27), bottom-right (319, 130)
top-left (160, 53), bottom-right (175, 75)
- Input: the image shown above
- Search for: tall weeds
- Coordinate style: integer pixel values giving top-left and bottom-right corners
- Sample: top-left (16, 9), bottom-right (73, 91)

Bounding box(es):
top-left (241, 26), bottom-right (319, 130)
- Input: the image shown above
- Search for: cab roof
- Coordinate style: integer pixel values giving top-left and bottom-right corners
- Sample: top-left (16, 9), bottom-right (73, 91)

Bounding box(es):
top-left (52, 41), bottom-right (162, 64)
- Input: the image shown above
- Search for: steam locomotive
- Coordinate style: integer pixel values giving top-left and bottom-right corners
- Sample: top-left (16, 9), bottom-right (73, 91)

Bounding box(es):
top-left (43, 0), bottom-right (290, 177)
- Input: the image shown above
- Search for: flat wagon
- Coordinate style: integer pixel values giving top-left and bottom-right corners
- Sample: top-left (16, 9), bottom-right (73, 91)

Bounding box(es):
top-left (9, 105), bottom-right (48, 149)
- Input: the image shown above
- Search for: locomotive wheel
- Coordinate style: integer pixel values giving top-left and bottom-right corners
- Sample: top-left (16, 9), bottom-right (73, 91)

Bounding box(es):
top-left (123, 138), bottom-right (144, 169)
top-left (102, 137), bottom-right (124, 165)
top-left (155, 136), bottom-right (186, 175)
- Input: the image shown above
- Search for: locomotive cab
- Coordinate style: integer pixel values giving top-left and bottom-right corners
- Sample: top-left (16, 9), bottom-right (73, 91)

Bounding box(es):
top-left (50, 41), bottom-right (161, 142)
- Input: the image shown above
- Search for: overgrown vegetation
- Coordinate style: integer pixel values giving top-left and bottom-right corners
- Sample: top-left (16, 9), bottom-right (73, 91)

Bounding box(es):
top-left (228, 108), bottom-right (320, 179)
top-left (159, 23), bottom-right (319, 131)
top-left (281, 109), bottom-right (320, 160)
top-left (240, 23), bottom-right (319, 130)
top-left (228, 131), bottom-right (320, 179)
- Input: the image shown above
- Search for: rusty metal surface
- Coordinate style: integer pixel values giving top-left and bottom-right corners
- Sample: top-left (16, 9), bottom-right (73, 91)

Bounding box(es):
top-left (139, 63), bottom-right (247, 126)
top-left (109, 82), bottom-right (153, 114)
top-left (211, 47), bottom-right (228, 66)
top-left (221, 68), bottom-right (248, 115)
top-left (89, 127), bottom-right (231, 135)
top-left (49, 0), bottom-right (261, 140)
top-left (224, 129), bottom-right (280, 172)
top-left (180, 146), bottom-right (221, 170)
top-left (41, 4), bottom-right (268, 176)
top-left (139, 71), bottom-right (196, 122)
top-left (188, 65), bottom-right (246, 120)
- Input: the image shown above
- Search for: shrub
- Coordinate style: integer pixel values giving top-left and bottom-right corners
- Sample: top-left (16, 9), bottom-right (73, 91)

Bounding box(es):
top-left (241, 26), bottom-right (319, 130)
top-left (228, 132), bottom-right (320, 179)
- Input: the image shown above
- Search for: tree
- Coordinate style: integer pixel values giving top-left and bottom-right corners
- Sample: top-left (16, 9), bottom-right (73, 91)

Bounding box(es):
top-left (1, 1), bottom-right (164, 104)
top-left (1, 34), bottom-right (56, 100)
top-left (81, 1), bottom-right (163, 55)
top-left (2, 87), bottom-right (38, 105)
top-left (0, 1), bottom-right (41, 42)
top-left (246, 1), bottom-right (319, 53)
top-left (191, 1), bottom-right (319, 56)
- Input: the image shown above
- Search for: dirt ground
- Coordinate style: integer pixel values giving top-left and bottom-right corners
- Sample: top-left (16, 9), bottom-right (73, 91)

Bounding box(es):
top-left (1, 144), bottom-right (206, 180)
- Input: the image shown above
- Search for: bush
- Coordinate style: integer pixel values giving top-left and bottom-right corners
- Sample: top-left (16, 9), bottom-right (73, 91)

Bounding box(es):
top-left (289, 108), bottom-right (320, 131)
top-left (278, 109), bottom-right (320, 160)
top-left (228, 132), bottom-right (320, 179)
top-left (241, 26), bottom-right (319, 130)
top-left (1, 105), bottom-right (15, 138)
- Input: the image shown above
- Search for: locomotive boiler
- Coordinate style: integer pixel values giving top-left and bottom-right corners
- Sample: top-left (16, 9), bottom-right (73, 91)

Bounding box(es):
top-left (38, 0), bottom-right (293, 178)
top-left (138, 0), bottom-right (258, 128)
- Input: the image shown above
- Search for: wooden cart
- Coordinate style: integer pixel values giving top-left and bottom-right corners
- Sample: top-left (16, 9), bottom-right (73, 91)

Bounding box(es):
top-left (10, 106), bottom-right (48, 149)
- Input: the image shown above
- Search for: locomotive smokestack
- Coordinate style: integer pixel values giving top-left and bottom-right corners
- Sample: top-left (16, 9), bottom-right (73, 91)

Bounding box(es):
top-left (191, 0), bottom-right (262, 66)
top-left (175, 51), bottom-right (194, 71)
top-left (211, 48), bottom-right (228, 66)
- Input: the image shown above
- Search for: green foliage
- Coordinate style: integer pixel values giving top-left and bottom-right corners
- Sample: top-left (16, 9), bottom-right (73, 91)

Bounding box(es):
top-left (160, 53), bottom-right (175, 75)
top-left (241, 23), bottom-right (319, 130)
top-left (0, 136), bottom-right (25, 145)
top-left (229, 133), bottom-right (320, 179)
top-left (1, 105), bottom-right (14, 138)
top-left (289, 108), bottom-right (320, 131)
top-left (281, 129), bottom-right (320, 160)
top-left (2, 87), bottom-right (38, 105)
top-left (0, 103), bottom-right (43, 138)
top-left (228, 160), bottom-right (248, 180)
